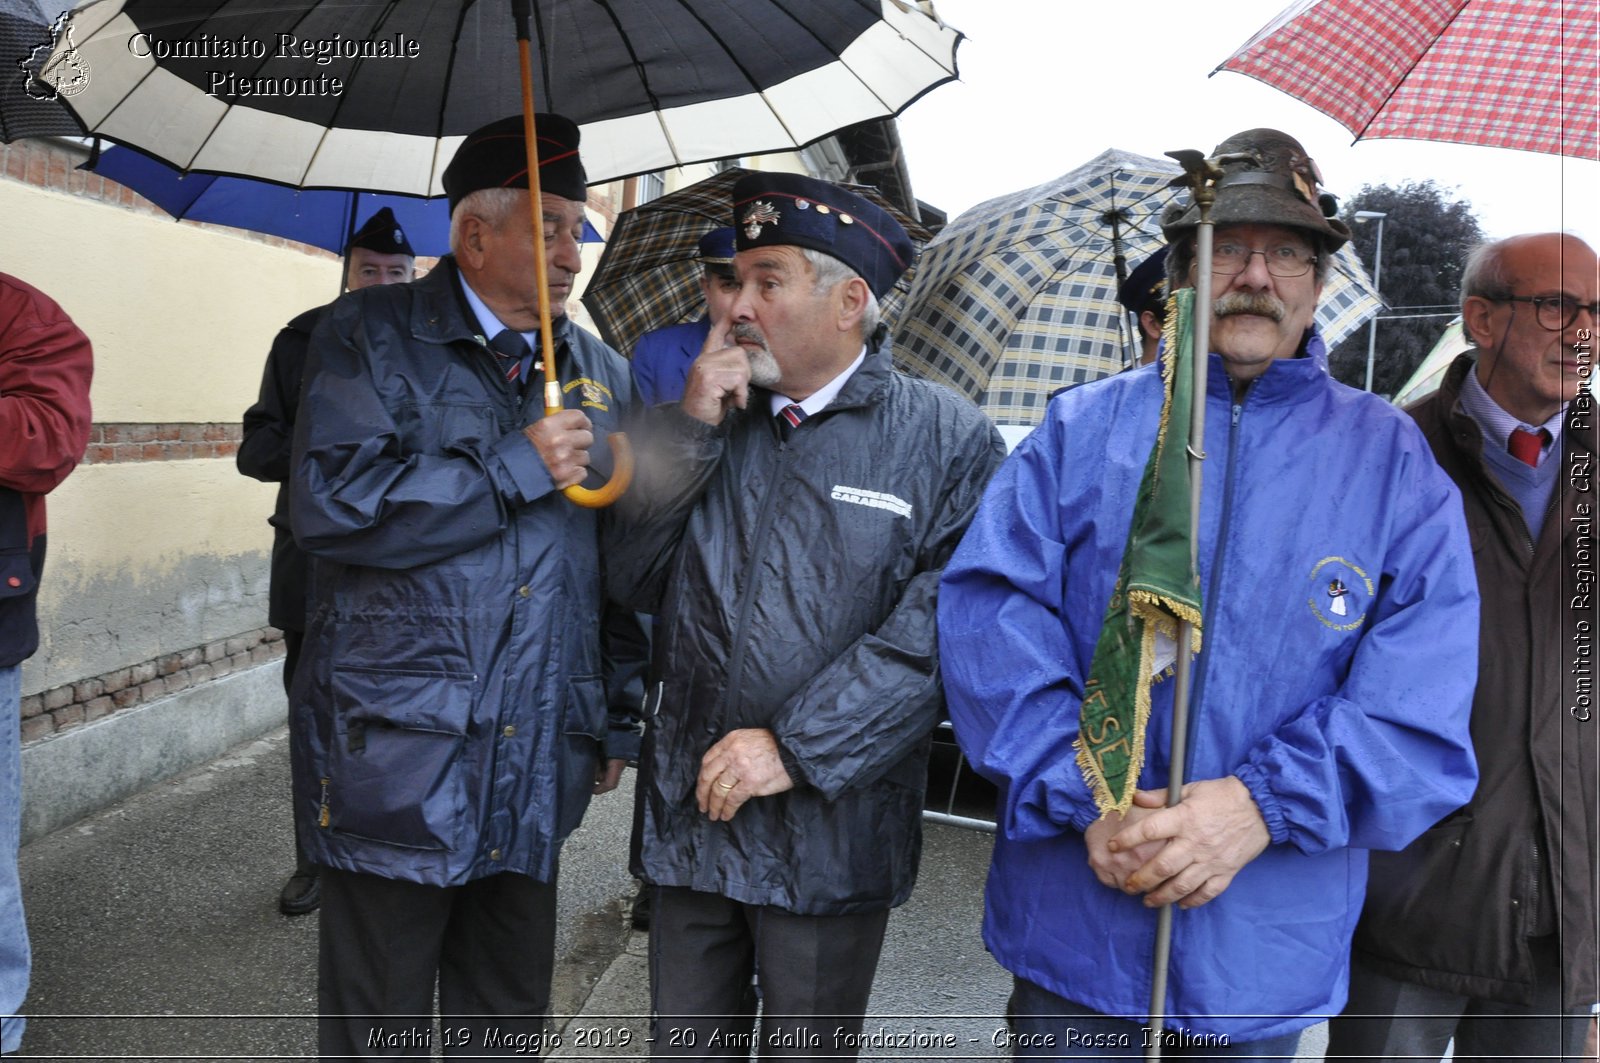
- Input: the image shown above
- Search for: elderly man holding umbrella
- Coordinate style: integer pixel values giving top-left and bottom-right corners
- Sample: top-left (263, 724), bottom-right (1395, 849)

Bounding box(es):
top-left (289, 114), bottom-right (643, 1059)
top-left (939, 128), bottom-right (1480, 1058)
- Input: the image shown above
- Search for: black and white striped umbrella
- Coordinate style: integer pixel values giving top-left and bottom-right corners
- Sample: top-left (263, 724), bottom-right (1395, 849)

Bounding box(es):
top-left (45, 0), bottom-right (961, 189)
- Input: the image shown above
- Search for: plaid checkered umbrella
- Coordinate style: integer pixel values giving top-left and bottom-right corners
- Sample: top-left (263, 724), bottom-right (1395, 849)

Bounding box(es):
top-left (582, 167), bottom-right (932, 358)
top-left (893, 148), bottom-right (1383, 426)
top-left (1218, 0), bottom-right (1597, 159)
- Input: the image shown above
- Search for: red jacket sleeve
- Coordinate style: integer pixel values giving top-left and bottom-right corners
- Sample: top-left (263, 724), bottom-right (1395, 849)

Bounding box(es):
top-left (0, 274), bottom-right (95, 537)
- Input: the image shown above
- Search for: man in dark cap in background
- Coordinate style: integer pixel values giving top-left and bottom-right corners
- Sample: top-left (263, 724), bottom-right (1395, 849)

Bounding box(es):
top-left (631, 226), bottom-right (742, 406)
top-left (607, 172), bottom-right (1005, 1058)
top-left (939, 128), bottom-right (1479, 1057)
top-left (238, 206), bottom-right (416, 918)
top-left (1117, 246), bottom-right (1169, 367)
top-left (289, 114), bottom-right (642, 1058)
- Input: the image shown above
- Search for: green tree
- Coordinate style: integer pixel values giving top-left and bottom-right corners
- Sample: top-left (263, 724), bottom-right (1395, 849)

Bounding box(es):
top-left (1328, 181), bottom-right (1485, 397)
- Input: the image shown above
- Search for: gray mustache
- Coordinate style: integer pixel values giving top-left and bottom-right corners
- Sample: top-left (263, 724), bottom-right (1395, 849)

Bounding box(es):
top-left (1214, 293), bottom-right (1286, 322)
top-left (732, 323), bottom-right (766, 347)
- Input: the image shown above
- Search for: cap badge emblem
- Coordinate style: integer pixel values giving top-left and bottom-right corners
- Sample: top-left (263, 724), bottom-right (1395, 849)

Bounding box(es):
top-left (742, 200), bottom-right (781, 240)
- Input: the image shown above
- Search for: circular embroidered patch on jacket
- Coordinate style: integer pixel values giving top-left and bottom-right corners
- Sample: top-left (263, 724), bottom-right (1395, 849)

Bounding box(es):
top-left (1307, 556), bottom-right (1374, 631)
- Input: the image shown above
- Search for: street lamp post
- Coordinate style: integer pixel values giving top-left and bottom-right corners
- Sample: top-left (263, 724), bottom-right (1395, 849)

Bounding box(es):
top-left (1356, 210), bottom-right (1388, 393)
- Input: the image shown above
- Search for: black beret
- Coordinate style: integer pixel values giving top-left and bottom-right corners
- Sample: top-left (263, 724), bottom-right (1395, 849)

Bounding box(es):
top-left (731, 173), bottom-right (913, 300)
top-left (346, 207), bottom-right (415, 257)
top-left (442, 113), bottom-right (587, 213)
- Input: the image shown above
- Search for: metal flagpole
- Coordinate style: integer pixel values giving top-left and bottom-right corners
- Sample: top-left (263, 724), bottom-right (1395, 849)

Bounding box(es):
top-left (1144, 150), bottom-right (1222, 1062)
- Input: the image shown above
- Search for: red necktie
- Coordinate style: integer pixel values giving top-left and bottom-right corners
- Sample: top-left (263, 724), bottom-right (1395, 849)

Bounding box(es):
top-left (1507, 427), bottom-right (1548, 467)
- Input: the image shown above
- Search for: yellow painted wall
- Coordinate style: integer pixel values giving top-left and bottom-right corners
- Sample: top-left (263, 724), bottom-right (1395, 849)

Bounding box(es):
top-left (2, 173), bottom-right (323, 694)
top-left (35, 462), bottom-right (277, 691)
top-left (2, 179), bottom-right (339, 423)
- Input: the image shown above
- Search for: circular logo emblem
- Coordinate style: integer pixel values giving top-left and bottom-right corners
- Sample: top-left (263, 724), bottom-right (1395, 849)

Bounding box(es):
top-left (27, 17), bottom-right (90, 100)
top-left (1307, 555), bottom-right (1373, 631)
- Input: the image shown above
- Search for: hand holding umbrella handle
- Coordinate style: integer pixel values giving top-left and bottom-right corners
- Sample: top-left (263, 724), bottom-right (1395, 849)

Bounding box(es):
top-left (560, 434), bottom-right (633, 508)
top-left (544, 381), bottom-right (634, 509)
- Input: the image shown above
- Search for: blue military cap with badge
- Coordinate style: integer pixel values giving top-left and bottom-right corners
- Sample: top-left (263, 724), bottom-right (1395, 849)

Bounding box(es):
top-left (730, 172), bottom-right (913, 299)
top-left (696, 226), bottom-right (737, 265)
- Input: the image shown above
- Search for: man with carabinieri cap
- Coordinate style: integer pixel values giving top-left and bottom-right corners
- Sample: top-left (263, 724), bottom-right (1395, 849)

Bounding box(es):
top-left (631, 225), bottom-right (742, 406)
top-left (1118, 246), bottom-right (1170, 367)
top-left (608, 171), bottom-right (1004, 1059)
top-left (289, 113), bottom-right (643, 1059)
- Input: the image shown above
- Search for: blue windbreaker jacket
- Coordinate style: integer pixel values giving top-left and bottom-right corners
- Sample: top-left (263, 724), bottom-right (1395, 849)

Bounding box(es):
top-left (631, 316), bottom-right (710, 407)
top-left (939, 345), bottom-right (1479, 1041)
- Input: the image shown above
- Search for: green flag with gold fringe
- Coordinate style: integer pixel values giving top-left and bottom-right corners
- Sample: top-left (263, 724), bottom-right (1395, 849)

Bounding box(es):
top-left (1075, 286), bottom-right (1204, 815)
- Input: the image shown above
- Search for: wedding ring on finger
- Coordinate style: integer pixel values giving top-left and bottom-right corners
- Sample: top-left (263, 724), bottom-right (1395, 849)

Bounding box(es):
top-left (716, 777), bottom-right (738, 792)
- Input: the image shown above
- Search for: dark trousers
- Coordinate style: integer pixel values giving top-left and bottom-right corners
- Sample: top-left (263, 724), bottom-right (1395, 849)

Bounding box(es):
top-left (648, 885), bottom-right (889, 1060)
top-left (1327, 937), bottom-right (1591, 1062)
top-left (318, 867), bottom-right (557, 1060)
top-left (281, 628), bottom-right (314, 872)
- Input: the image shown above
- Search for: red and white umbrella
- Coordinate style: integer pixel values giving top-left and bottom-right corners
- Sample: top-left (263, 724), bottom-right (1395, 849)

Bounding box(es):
top-left (1217, 0), bottom-right (1597, 160)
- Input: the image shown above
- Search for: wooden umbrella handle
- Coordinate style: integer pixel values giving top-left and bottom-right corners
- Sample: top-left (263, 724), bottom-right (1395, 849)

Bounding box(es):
top-left (515, 8), bottom-right (631, 507)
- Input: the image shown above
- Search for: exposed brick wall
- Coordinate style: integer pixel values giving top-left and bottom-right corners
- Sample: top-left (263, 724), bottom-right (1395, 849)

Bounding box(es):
top-left (20, 627), bottom-right (284, 745)
top-left (81, 423), bottom-right (242, 465)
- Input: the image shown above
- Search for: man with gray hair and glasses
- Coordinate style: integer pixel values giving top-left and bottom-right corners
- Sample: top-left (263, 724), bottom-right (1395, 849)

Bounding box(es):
top-left (1331, 232), bottom-right (1598, 1062)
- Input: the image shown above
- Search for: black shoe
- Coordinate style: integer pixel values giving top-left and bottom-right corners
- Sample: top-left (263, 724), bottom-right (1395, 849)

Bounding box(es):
top-left (630, 885), bottom-right (652, 931)
top-left (279, 870), bottom-right (321, 916)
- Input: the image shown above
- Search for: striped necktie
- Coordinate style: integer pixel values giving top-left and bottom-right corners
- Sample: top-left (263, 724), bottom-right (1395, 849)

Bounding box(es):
top-left (488, 329), bottom-right (531, 387)
top-left (777, 403), bottom-right (807, 441)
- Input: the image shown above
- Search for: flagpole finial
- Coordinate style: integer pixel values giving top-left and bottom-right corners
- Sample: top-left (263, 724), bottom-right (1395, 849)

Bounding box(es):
top-left (1164, 149), bottom-right (1245, 224)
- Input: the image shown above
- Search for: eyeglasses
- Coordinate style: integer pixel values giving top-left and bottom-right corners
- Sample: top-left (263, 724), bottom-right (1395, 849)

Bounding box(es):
top-left (1209, 241), bottom-right (1318, 278)
top-left (1489, 294), bottom-right (1600, 331)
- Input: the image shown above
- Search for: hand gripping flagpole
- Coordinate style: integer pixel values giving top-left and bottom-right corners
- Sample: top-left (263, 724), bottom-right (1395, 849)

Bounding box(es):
top-left (512, 0), bottom-right (633, 508)
top-left (1144, 148), bottom-right (1222, 1062)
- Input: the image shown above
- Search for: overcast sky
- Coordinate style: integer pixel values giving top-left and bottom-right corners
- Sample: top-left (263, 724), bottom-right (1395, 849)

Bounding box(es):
top-left (895, 0), bottom-right (1598, 247)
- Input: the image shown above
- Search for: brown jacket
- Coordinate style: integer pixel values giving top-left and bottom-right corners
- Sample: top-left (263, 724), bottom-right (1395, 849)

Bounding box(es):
top-left (1351, 353), bottom-right (1597, 1007)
